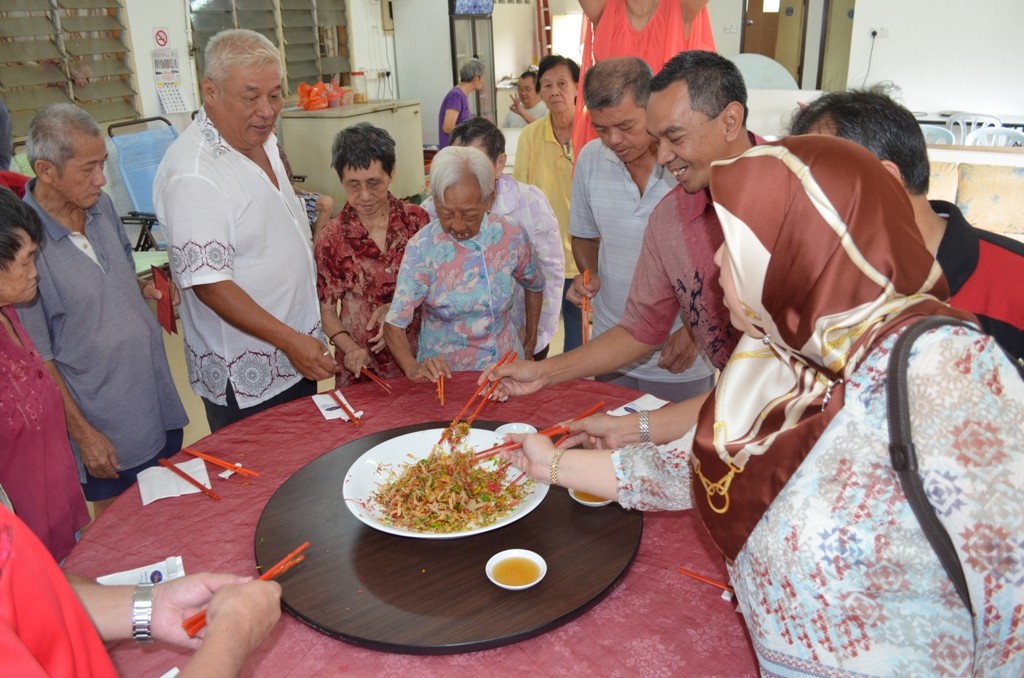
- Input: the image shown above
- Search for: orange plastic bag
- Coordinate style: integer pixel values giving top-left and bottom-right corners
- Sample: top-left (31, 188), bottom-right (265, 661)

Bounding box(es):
top-left (297, 82), bottom-right (329, 111)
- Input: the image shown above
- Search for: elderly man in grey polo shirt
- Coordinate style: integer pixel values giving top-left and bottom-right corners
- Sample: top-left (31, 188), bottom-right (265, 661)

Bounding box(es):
top-left (18, 104), bottom-right (188, 516)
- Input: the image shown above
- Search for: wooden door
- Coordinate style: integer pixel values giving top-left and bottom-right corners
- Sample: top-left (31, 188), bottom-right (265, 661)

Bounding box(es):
top-left (741, 0), bottom-right (780, 57)
top-left (774, 0), bottom-right (806, 82)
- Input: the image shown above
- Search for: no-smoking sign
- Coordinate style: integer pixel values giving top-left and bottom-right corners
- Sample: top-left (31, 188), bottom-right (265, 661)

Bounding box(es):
top-left (153, 27), bottom-right (169, 48)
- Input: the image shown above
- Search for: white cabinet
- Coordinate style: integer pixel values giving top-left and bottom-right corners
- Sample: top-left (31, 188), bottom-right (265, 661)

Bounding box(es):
top-left (279, 99), bottom-right (425, 206)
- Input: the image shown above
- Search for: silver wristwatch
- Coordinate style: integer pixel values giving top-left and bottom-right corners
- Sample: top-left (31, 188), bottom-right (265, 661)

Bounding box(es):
top-left (638, 410), bottom-right (651, 444)
top-left (132, 582), bottom-right (155, 644)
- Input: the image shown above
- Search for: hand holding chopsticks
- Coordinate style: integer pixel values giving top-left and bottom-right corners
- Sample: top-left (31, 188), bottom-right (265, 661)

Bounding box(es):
top-left (473, 400), bottom-right (604, 462)
top-left (182, 542), bottom-right (310, 638)
top-left (439, 350), bottom-right (515, 443)
top-left (158, 459), bottom-right (220, 501)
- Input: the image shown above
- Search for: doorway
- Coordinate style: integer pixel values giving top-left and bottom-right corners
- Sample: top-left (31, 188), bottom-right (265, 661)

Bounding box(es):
top-left (740, 0), bottom-right (855, 90)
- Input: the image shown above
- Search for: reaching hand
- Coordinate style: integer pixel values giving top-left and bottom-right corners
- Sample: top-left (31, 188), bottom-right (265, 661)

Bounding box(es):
top-left (567, 413), bottom-right (637, 449)
top-left (284, 333), bottom-right (337, 381)
top-left (499, 433), bottom-right (557, 482)
top-left (658, 326), bottom-right (699, 373)
top-left (479, 358), bottom-right (549, 398)
top-left (342, 346), bottom-right (372, 378)
top-left (407, 356), bottom-right (451, 383)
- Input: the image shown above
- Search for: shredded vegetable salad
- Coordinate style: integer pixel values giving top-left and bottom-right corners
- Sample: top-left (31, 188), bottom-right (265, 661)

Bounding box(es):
top-left (371, 435), bottom-right (531, 533)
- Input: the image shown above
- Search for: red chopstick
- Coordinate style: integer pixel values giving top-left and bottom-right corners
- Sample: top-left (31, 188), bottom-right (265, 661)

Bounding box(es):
top-left (439, 350), bottom-right (513, 443)
top-left (182, 447), bottom-right (259, 477)
top-left (466, 352), bottom-right (517, 426)
top-left (437, 375), bottom-right (444, 406)
top-left (473, 424), bottom-right (570, 462)
top-left (472, 400), bottom-right (605, 462)
top-left (329, 390), bottom-right (361, 426)
top-left (581, 270), bottom-right (591, 345)
top-left (158, 459), bottom-right (220, 501)
top-left (677, 566), bottom-right (733, 593)
top-left (361, 367), bottom-right (392, 393)
top-left (182, 542), bottom-right (310, 638)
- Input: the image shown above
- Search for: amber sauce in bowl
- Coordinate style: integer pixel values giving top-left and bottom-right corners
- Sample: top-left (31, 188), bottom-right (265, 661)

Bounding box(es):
top-left (486, 549), bottom-right (547, 590)
top-left (569, 488), bottom-right (614, 507)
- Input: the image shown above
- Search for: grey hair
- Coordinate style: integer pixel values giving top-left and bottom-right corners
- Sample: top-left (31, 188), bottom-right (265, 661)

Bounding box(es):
top-left (204, 29), bottom-right (281, 85)
top-left (331, 122), bottom-right (397, 178)
top-left (583, 57), bottom-right (653, 110)
top-left (27, 104), bottom-right (102, 171)
top-left (429, 146), bottom-right (494, 205)
top-left (459, 58), bottom-right (485, 83)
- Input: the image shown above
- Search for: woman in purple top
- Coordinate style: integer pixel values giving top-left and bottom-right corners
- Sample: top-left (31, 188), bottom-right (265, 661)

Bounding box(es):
top-left (438, 58), bottom-right (485, 148)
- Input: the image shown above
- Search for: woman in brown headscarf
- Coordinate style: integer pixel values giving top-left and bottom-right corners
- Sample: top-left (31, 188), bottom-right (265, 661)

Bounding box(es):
top-left (501, 136), bottom-right (1024, 674)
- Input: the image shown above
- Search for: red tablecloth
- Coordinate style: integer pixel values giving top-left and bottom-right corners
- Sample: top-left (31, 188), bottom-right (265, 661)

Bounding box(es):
top-left (64, 373), bottom-right (758, 676)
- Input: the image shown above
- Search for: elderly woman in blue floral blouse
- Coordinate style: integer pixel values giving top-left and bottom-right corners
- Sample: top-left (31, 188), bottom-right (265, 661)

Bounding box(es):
top-left (384, 146), bottom-right (546, 383)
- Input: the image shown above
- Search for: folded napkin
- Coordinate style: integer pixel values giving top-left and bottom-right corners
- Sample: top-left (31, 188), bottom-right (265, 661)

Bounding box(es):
top-left (97, 556), bottom-right (186, 585)
top-left (606, 393), bottom-right (670, 417)
top-left (313, 391), bottom-right (364, 421)
top-left (137, 458), bottom-right (213, 506)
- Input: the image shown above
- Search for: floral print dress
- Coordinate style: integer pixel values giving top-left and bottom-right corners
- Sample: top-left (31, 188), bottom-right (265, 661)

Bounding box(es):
top-left (612, 326), bottom-right (1024, 676)
top-left (315, 194), bottom-right (429, 386)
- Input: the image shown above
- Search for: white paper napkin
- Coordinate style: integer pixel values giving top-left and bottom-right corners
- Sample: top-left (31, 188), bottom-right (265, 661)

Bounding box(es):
top-left (606, 393), bottom-right (670, 417)
top-left (96, 556), bottom-right (186, 585)
top-left (313, 391), bottom-right (365, 421)
top-left (137, 458), bottom-right (213, 506)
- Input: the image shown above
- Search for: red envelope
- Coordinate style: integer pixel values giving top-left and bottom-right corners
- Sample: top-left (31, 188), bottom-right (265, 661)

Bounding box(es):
top-left (151, 266), bottom-right (177, 334)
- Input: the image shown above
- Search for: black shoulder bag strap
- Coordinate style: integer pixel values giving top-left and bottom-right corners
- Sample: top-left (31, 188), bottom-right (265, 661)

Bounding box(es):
top-left (886, 315), bottom-right (973, 615)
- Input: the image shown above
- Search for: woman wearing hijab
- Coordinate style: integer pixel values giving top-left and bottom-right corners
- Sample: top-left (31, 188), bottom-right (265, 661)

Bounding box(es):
top-left (502, 136), bottom-right (1024, 674)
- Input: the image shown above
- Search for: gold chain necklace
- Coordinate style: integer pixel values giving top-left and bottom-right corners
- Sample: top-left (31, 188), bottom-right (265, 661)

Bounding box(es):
top-left (692, 455), bottom-right (744, 514)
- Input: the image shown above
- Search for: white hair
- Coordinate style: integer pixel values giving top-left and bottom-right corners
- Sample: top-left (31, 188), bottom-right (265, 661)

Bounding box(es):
top-left (429, 146), bottom-right (495, 205)
top-left (27, 104), bottom-right (101, 171)
top-left (204, 29), bottom-right (281, 85)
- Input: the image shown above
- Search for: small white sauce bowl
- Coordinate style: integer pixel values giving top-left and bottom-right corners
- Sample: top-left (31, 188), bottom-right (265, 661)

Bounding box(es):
top-left (485, 549), bottom-right (547, 590)
top-left (495, 422), bottom-right (538, 435)
top-left (569, 488), bottom-right (614, 507)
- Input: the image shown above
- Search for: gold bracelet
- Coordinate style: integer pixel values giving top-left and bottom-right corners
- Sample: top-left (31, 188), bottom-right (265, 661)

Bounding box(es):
top-left (549, 448), bottom-right (567, 487)
top-left (328, 330), bottom-right (349, 347)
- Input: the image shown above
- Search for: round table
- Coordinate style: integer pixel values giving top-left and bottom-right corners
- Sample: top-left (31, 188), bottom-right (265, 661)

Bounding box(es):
top-left (64, 373), bottom-right (759, 676)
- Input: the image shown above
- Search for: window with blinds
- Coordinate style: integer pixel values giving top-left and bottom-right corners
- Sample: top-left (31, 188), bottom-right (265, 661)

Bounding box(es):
top-left (188, 0), bottom-right (349, 97)
top-left (0, 0), bottom-right (138, 138)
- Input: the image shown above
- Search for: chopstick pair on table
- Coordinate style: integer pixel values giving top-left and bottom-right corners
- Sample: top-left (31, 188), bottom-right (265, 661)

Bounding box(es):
top-left (327, 389), bottom-right (362, 427)
top-left (156, 448), bottom-right (261, 502)
top-left (181, 541), bottom-right (310, 638)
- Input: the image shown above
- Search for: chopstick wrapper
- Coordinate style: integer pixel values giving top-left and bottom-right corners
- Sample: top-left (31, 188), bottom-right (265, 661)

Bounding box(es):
top-left (137, 458), bottom-right (213, 506)
top-left (97, 556), bottom-right (186, 585)
top-left (313, 392), bottom-right (364, 421)
top-left (606, 393), bottom-right (670, 417)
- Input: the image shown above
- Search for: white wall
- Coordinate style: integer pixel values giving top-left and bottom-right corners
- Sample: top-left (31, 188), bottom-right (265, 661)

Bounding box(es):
top-left (493, 3), bottom-right (537, 82)
top-left (847, 0), bottom-right (1024, 115)
top-left (347, 0), bottom-right (400, 99)
top-left (123, 1), bottom-right (196, 128)
top-left (390, 0), bottom-right (453, 146)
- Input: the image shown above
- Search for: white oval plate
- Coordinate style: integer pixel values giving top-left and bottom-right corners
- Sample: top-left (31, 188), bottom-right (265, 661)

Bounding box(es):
top-left (343, 428), bottom-right (548, 539)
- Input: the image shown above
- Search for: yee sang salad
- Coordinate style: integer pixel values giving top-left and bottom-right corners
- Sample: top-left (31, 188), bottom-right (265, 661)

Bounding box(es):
top-left (371, 434), bottom-right (531, 533)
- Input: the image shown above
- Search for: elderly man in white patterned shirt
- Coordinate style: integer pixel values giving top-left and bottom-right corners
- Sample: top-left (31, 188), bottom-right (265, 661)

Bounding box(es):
top-left (154, 29), bottom-right (335, 431)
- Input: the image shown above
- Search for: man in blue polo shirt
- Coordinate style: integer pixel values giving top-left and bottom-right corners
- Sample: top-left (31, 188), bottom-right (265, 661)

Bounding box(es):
top-left (18, 104), bottom-right (187, 516)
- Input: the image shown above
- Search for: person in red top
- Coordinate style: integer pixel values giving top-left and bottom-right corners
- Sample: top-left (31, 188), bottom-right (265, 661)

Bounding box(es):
top-left (0, 188), bottom-right (88, 562)
top-left (0, 503), bottom-right (281, 677)
top-left (573, 0), bottom-right (716, 155)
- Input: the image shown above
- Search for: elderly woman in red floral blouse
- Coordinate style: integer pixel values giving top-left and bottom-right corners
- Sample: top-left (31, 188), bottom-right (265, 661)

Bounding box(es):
top-left (315, 123), bottom-right (430, 386)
